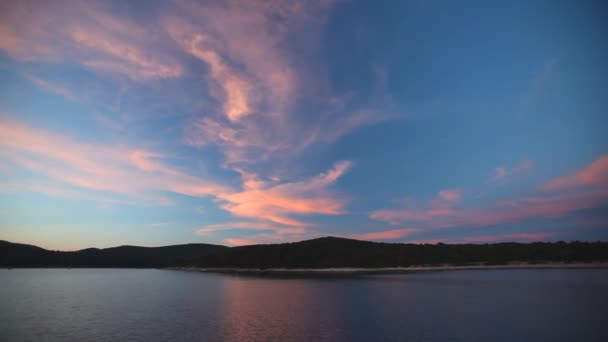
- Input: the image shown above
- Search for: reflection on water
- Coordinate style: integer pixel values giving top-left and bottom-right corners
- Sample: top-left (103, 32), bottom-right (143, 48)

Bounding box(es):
top-left (220, 277), bottom-right (342, 340)
top-left (1, 269), bottom-right (607, 341)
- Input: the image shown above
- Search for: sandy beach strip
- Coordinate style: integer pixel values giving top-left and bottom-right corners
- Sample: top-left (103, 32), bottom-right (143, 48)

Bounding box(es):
top-left (169, 262), bottom-right (608, 275)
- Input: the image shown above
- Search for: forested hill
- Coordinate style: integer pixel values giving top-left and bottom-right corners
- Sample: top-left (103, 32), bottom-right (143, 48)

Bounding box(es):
top-left (1, 237), bottom-right (607, 268)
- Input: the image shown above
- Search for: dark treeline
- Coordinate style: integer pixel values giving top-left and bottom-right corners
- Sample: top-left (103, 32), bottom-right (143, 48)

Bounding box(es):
top-left (2, 237), bottom-right (608, 269)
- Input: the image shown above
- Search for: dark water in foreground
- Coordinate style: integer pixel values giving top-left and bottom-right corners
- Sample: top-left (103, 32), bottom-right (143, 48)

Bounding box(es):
top-left (1, 269), bottom-right (607, 341)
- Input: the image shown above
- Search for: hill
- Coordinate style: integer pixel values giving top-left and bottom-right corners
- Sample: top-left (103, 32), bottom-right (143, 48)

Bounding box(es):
top-left (0, 240), bottom-right (228, 268)
top-left (1, 237), bottom-right (607, 268)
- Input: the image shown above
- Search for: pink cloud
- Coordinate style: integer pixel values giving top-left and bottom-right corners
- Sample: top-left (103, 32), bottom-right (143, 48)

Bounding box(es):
top-left (3, 0), bottom-right (385, 172)
top-left (216, 161), bottom-right (353, 226)
top-left (348, 228), bottom-right (420, 241)
top-left (371, 156), bottom-right (608, 230)
top-left (370, 188), bottom-right (461, 225)
top-left (197, 221), bottom-right (307, 236)
top-left (170, 0), bottom-right (387, 173)
top-left (23, 73), bottom-right (78, 101)
top-left (164, 18), bottom-right (252, 121)
top-left (0, 118), bottom-right (230, 204)
top-left (373, 189), bottom-right (608, 229)
top-left (168, 0), bottom-right (313, 116)
top-left (370, 207), bottom-right (455, 225)
top-left (0, 1), bottom-right (182, 81)
top-left (2, 1), bottom-right (395, 247)
top-left (202, 220), bottom-right (319, 247)
top-left (1, 119), bottom-right (354, 233)
top-left (458, 190), bottom-right (608, 228)
top-left (161, 0), bottom-right (313, 123)
top-left (224, 238), bottom-right (258, 246)
top-left (0, 180), bottom-right (135, 206)
top-left (545, 155), bottom-right (608, 190)
top-left (221, 229), bottom-right (322, 247)
top-left (438, 188), bottom-right (462, 202)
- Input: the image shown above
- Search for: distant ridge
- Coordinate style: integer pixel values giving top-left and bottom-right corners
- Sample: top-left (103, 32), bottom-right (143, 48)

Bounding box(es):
top-left (1, 237), bottom-right (607, 268)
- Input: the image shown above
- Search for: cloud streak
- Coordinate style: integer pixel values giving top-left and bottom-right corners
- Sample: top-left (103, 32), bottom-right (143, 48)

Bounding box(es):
top-left (544, 156), bottom-right (608, 190)
top-left (372, 156), bottom-right (608, 230)
top-left (1, 1), bottom-right (381, 232)
top-left (217, 161), bottom-right (353, 226)
top-left (1, 118), bottom-right (354, 238)
top-left (347, 228), bottom-right (420, 241)
top-left (170, 0), bottom-right (388, 172)
top-left (0, 118), bottom-right (229, 204)
top-left (370, 189), bottom-right (461, 224)
top-left (197, 221), bottom-right (307, 236)
top-left (491, 160), bottom-right (533, 181)
top-left (0, 1), bottom-right (182, 81)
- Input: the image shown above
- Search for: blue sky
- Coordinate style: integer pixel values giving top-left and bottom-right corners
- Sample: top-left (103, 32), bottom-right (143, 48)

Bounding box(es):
top-left (1, 0), bottom-right (607, 250)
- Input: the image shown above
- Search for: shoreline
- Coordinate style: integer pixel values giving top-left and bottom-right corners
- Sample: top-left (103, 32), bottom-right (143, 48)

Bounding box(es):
top-left (170, 262), bottom-right (608, 276)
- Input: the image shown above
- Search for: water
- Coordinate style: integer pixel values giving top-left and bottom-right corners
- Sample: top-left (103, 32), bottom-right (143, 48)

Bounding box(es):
top-left (1, 269), bottom-right (607, 341)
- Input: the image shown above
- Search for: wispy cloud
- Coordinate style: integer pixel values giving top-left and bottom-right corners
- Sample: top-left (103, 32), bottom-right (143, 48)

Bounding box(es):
top-left (216, 161), bottom-right (353, 226)
top-left (544, 155), bottom-right (608, 190)
top-left (0, 1), bottom-right (182, 81)
top-left (0, 118), bottom-right (229, 204)
top-left (199, 220), bottom-right (313, 247)
top-left (197, 221), bottom-right (307, 236)
top-left (2, 0), bottom-right (383, 200)
top-left (0, 180), bottom-right (135, 206)
top-left (437, 188), bottom-right (462, 202)
top-left (374, 190), bottom-right (608, 229)
top-left (1, 118), bottom-right (354, 238)
top-left (196, 160), bottom-right (353, 243)
top-left (164, 16), bottom-right (253, 121)
top-left (222, 230), bottom-right (320, 246)
top-left (223, 237), bottom-right (259, 246)
top-left (370, 188), bottom-right (461, 225)
top-left (23, 73), bottom-right (78, 101)
top-left (491, 160), bottom-right (533, 181)
top-left (171, 0), bottom-right (390, 172)
top-left (163, 0), bottom-right (315, 121)
top-left (3, 0), bottom-right (399, 246)
top-left (372, 156), bottom-right (608, 229)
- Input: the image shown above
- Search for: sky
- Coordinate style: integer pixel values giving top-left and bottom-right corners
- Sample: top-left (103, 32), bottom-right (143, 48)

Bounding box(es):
top-left (0, 0), bottom-right (607, 250)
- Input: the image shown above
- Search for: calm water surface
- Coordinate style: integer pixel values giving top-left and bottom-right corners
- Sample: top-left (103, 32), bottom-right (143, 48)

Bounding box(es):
top-left (1, 269), bottom-right (607, 341)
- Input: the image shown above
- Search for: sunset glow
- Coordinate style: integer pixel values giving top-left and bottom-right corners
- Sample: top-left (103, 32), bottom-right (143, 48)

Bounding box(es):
top-left (1, 0), bottom-right (606, 249)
